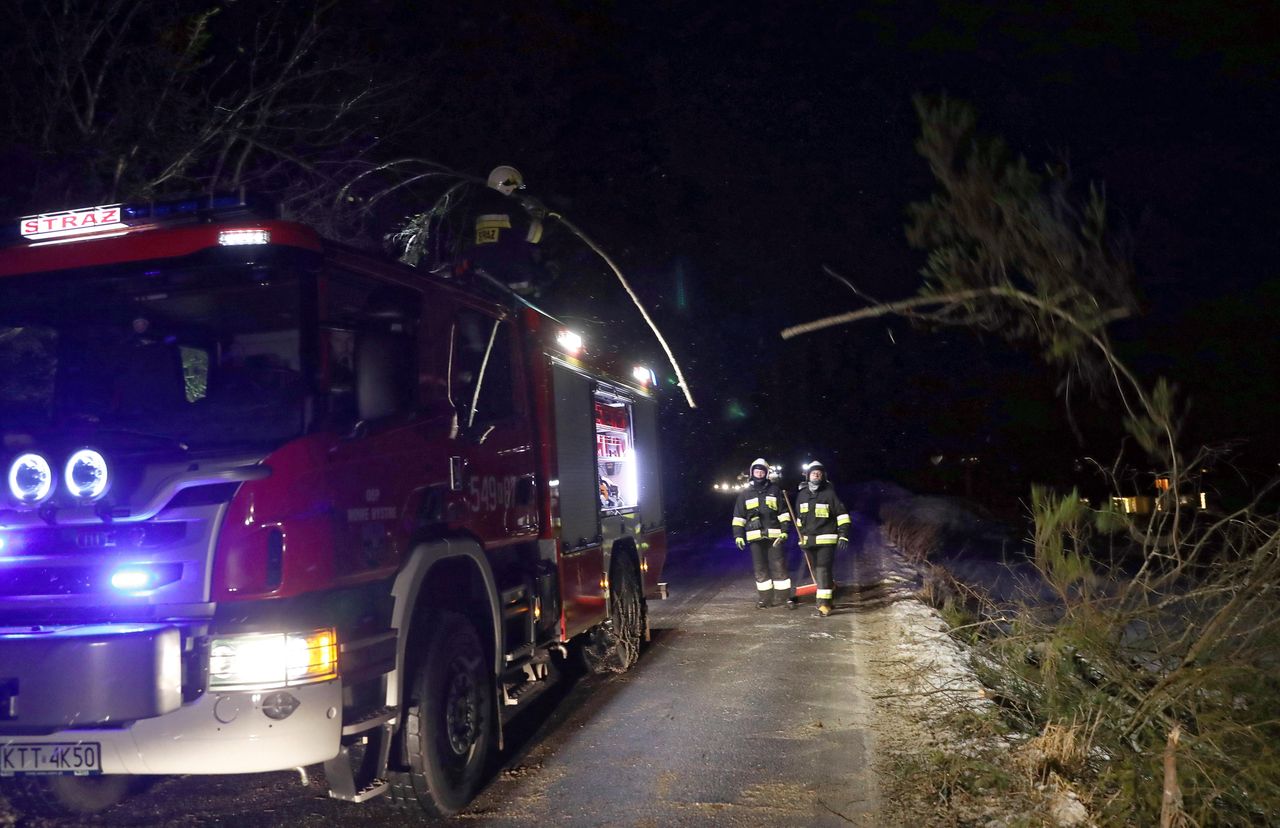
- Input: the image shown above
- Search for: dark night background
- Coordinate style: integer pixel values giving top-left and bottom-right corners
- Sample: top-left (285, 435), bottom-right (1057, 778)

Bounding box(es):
top-left (3, 1), bottom-right (1278, 529)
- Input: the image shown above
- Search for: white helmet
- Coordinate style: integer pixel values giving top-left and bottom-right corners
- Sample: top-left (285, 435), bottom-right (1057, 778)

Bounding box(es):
top-left (749, 458), bottom-right (769, 475)
top-left (486, 165), bottom-right (524, 196)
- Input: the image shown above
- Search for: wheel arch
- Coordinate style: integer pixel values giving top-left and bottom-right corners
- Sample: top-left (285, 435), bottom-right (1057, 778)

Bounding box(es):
top-left (387, 535), bottom-right (502, 707)
top-left (607, 535), bottom-right (640, 581)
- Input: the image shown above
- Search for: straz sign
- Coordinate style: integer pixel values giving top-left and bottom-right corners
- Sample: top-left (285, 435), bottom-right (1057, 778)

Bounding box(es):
top-left (19, 205), bottom-right (125, 242)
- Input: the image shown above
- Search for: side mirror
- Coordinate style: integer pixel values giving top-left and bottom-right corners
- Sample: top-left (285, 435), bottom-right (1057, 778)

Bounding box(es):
top-left (354, 331), bottom-right (410, 423)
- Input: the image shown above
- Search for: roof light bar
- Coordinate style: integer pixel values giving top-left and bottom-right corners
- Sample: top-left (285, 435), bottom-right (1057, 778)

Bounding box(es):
top-left (10, 193), bottom-right (276, 246)
top-left (219, 228), bottom-right (271, 246)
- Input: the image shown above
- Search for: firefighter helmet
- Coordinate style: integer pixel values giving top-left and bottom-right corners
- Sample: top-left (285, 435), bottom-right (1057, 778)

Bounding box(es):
top-left (487, 165), bottom-right (524, 196)
top-left (804, 459), bottom-right (826, 480)
top-left (749, 457), bottom-right (770, 476)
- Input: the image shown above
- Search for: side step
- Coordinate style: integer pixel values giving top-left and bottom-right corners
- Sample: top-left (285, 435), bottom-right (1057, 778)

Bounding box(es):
top-left (341, 705), bottom-right (396, 737)
top-left (501, 658), bottom-right (553, 708)
top-left (326, 715), bottom-right (397, 803)
top-left (329, 772), bottom-right (390, 804)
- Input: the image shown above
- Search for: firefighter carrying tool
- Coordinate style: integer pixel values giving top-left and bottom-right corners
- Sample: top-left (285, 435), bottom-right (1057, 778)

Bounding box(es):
top-left (794, 460), bottom-right (851, 617)
top-left (781, 487), bottom-right (820, 600)
top-left (732, 458), bottom-right (796, 609)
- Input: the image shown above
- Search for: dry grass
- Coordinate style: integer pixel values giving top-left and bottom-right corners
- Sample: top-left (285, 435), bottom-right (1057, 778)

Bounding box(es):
top-left (882, 511), bottom-right (945, 565)
top-left (1018, 719), bottom-right (1095, 783)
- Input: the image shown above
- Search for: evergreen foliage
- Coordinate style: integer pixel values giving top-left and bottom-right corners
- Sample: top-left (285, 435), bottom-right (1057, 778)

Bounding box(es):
top-left (797, 96), bottom-right (1280, 826)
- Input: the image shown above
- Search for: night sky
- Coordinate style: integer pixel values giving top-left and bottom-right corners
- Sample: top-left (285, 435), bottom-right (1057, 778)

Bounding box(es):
top-left (4, 2), bottom-right (1278, 525)
top-left (410, 2), bottom-right (1278, 523)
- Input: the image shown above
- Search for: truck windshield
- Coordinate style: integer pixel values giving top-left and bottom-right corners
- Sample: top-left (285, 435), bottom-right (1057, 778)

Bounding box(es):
top-left (0, 262), bottom-right (310, 450)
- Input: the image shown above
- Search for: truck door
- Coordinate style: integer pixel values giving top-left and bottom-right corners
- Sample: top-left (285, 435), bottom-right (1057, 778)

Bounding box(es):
top-left (319, 272), bottom-right (435, 581)
top-left (446, 308), bottom-right (538, 543)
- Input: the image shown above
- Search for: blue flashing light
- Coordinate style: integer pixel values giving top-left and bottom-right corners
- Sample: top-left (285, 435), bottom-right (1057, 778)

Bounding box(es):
top-left (0, 533), bottom-right (23, 555)
top-left (119, 193), bottom-right (274, 223)
top-left (110, 567), bottom-right (155, 592)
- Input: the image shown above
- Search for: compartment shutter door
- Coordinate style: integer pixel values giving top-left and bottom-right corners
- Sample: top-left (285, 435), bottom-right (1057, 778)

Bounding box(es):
top-left (552, 364), bottom-right (600, 549)
top-left (632, 396), bottom-right (664, 528)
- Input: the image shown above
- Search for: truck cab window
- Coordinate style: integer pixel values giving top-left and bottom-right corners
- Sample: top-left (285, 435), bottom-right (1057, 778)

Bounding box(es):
top-left (0, 266), bottom-right (306, 448)
top-left (320, 271), bottom-right (419, 427)
top-left (451, 310), bottom-right (515, 429)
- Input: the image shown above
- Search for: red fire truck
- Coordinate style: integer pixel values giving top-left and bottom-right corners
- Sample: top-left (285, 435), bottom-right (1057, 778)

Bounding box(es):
top-left (0, 195), bottom-right (667, 817)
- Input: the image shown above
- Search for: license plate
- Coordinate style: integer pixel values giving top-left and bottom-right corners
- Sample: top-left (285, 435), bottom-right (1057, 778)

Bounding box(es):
top-left (0, 742), bottom-right (102, 775)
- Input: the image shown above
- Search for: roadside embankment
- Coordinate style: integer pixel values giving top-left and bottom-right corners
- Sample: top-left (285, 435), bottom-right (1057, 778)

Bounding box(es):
top-left (851, 482), bottom-right (1099, 828)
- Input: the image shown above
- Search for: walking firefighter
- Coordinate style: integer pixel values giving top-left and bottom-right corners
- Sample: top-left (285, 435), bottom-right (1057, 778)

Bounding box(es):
top-left (794, 459), bottom-right (850, 617)
top-left (732, 458), bottom-right (798, 609)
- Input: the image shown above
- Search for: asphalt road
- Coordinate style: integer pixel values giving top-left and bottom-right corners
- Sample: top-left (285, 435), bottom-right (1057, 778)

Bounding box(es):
top-left (10, 526), bottom-right (890, 828)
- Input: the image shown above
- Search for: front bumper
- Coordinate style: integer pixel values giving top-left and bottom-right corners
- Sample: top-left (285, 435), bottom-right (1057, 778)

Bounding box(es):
top-left (1, 680), bottom-right (342, 775)
top-left (0, 624), bottom-right (342, 774)
top-left (0, 623), bottom-right (182, 730)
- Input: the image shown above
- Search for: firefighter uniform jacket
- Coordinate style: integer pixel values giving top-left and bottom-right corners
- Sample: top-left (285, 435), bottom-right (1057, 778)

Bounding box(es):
top-left (794, 481), bottom-right (851, 547)
top-left (458, 187), bottom-right (544, 286)
top-left (732, 480), bottom-right (792, 544)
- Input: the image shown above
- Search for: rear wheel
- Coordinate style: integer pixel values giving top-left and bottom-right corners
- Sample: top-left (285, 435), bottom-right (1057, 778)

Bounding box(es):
top-left (0, 774), bottom-right (131, 817)
top-left (389, 610), bottom-right (494, 817)
top-left (582, 552), bottom-right (646, 674)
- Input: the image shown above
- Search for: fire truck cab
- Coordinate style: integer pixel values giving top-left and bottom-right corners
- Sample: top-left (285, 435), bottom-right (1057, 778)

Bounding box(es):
top-left (0, 196), bottom-right (666, 817)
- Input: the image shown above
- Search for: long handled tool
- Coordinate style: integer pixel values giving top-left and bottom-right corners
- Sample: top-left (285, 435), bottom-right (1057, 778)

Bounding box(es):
top-left (782, 489), bottom-right (819, 598)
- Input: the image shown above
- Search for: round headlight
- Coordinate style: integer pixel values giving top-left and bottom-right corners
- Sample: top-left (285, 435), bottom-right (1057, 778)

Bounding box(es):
top-left (8, 453), bottom-right (54, 504)
top-left (64, 449), bottom-right (110, 500)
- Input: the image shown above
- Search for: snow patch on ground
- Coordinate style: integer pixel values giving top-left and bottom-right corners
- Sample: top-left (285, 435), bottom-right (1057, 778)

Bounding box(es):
top-left (877, 599), bottom-right (990, 716)
top-left (851, 488), bottom-right (1097, 828)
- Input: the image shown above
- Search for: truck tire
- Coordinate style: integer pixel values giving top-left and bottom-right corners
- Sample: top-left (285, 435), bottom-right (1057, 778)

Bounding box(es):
top-left (0, 774), bottom-right (130, 817)
top-left (582, 552), bottom-right (646, 674)
top-left (389, 610), bottom-right (494, 817)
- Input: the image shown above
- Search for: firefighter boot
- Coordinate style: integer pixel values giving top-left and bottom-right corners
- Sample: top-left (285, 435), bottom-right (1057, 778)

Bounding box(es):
top-left (756, 584), bottom-right (773, 609)
top-left (785, 596), bottom-right (799, 610)
top-left (814, 601), bottom-right (832, 618)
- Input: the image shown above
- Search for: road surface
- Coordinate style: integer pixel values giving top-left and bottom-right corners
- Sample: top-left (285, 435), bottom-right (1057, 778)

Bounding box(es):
top-left (7, 515), bottom-right (923, 827)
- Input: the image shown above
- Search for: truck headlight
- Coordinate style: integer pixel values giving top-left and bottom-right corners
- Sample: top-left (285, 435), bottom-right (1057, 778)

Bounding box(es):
top-left (64, 448), bottom-right (109, 500)
top-left (8, 453), bottom-right (54, 504)
top-left (208, 628), bottom-right (338, 690)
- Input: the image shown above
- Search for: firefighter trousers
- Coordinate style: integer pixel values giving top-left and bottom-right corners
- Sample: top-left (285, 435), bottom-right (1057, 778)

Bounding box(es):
top-left (808, 545), bottom-right (836, 608)
top-left (750, 540), bottom-right (791, 603)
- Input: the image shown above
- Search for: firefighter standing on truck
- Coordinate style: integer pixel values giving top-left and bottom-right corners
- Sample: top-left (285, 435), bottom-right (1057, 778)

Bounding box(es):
top-left (732, 458), bottom-right (797, 609)
top-left (794, 460), bottom-right (851, 617)
top-left (455, 165), bottom-right (548, 295)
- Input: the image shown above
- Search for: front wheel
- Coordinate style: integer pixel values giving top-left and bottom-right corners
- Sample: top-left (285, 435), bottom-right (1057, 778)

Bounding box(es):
top-left (582, 552), bottom-right (646, 674)
top-left (389, 610), bottom-right (495, 817)
top-left (0, 774), bottom-right (131, 818)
